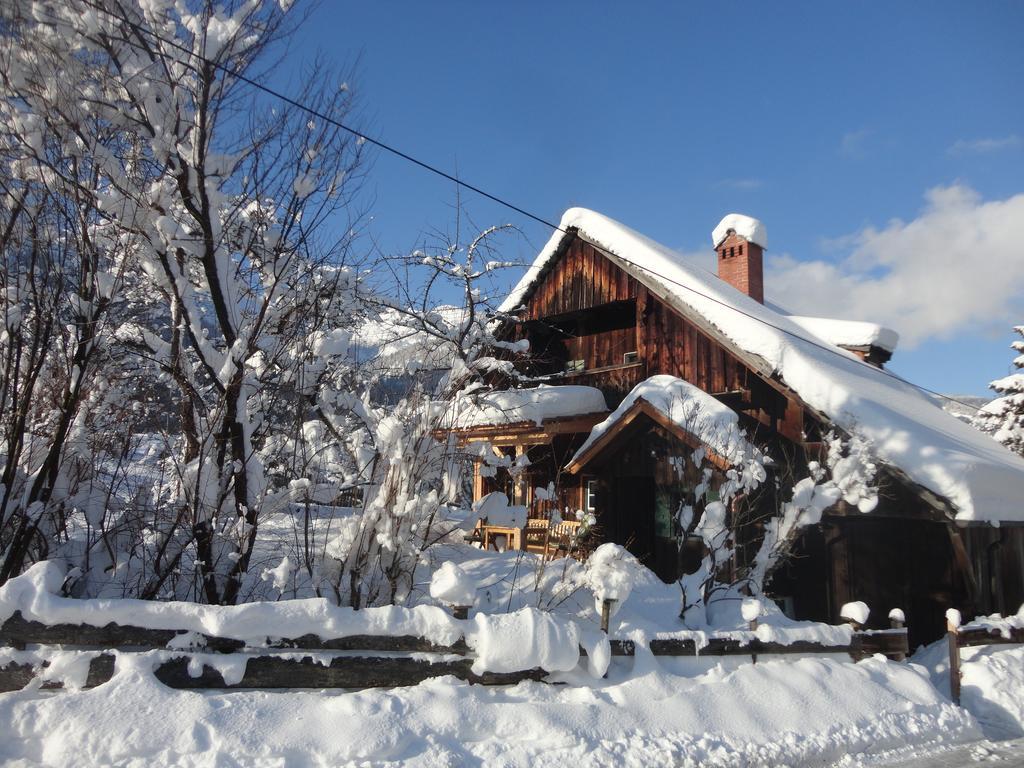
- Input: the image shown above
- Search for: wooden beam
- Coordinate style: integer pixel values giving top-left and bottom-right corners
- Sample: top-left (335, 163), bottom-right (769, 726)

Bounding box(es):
top-left (451, 411), bottom-right (609, 446)
top-left (565, 397), bottom-right (733, 475)
top-left (0, 612), bottom-right (469, 655)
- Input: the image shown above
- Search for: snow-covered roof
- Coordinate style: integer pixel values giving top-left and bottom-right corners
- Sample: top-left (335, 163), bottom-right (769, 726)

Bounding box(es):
top-left (444, 385), bottom-right (608, 429)
top-left (712, 213), bottom-right (768, 250)
top-left (569, 376), bottom-right (761, 470)
top-left (502, 208), bottom-right (1024, 523)
top-left (785, 315), bottom-right (899, 354)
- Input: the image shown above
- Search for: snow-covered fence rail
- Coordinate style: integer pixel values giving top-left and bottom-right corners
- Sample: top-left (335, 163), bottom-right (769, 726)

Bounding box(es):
top-left (0, 564), bottom-right (909, 693)
top-left (945, 610), bottom-right (1024, 705)
top-left (0, 610), bottom-right (909, 694)
top-left (0, 611), bottom-right (467, 655)
top-left (600, 631), bottom-right (907, 662)
top-left (0, 649), bottom-right (543, 693)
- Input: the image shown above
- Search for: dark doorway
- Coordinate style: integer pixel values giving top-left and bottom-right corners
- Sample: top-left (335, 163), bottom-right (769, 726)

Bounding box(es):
top-left (608, 476), bottom-right (656, 566)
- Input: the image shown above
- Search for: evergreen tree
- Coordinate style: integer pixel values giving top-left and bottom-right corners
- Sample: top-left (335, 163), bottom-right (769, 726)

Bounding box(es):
top-left (974, 326), bottom-right (1024, 457)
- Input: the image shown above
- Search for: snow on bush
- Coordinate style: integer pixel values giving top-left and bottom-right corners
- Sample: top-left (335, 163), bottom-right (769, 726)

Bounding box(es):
top-left (579, 544), bottom-right (642, 618)
top-left (749, 432), bottom-right (878, 594)
top-left (973, 324), bottom-right (1024, 457)
top-left (840, 601), bottom-right (870, 626)
top-left (468, 607), bottom-right (580, 675)
top-left (429, 561), bottom-right (476, 607)
top-left (740, 597), bottom-right (762, 624)
top-left (260, 557), bottom-right (294, 593)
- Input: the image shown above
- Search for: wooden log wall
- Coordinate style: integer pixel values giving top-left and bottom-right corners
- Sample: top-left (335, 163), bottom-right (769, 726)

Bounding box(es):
top-left (517, 237), bottom-right (801, 438)
top-left (566, 326), bottom-right (637, 370)
top-left (523, 239), bottom-right (639, 320)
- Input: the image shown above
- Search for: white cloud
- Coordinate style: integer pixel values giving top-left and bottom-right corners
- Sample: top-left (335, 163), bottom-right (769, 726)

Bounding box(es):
top-left (765, 184), bottom-right (1024, 348)
top-left (715, 178), bottom-right (764, 190)
top-left (948, 135), bottom-right (1021, 155)
top-left (840, 128), bottom-right (872, 157)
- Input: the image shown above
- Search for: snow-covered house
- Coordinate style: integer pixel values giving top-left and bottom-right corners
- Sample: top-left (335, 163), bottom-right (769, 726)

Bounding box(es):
top-left (455, 208), bottom-right (1024, 644)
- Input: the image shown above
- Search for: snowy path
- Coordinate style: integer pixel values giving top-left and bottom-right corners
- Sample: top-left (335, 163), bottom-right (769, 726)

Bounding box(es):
top-left (856, 738), bottom-right (1024, 767)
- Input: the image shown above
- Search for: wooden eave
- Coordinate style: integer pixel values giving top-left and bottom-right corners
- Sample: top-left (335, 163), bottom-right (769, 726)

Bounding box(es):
top-left (446, 410), bottom-right (609, 448)
top-left (565, 397), bottom-right (734, 475)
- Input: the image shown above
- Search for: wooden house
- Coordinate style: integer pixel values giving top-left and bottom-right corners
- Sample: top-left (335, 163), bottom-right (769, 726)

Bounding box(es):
top-left (453, 208), bottom-right (1024, 644)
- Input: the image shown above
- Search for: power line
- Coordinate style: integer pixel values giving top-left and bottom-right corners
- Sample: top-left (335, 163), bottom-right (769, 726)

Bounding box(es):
top-left (50, 0), bottom-right (987, 415)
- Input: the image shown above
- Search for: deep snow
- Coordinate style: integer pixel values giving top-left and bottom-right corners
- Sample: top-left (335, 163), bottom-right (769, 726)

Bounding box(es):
top-left (0, 650), bottom-right (981, 767)
top-left (1, 553), bottom-right (1021, 767)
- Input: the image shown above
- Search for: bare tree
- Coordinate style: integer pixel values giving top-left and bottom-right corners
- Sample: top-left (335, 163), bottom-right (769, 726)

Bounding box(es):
top-left (0, 0), bottom-right (367, 602)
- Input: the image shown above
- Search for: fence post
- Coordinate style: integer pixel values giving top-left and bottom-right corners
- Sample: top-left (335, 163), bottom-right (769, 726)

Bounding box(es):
top-left (600, 599), bottom-right (612, 634)
top-left (946, 609), bottom-right (962, 705)
top-left (888, 608), bottom-right (906, 662)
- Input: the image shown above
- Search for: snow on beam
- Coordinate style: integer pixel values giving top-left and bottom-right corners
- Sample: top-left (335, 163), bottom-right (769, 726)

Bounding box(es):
top-left (567, 375), bottom-right (761, 474)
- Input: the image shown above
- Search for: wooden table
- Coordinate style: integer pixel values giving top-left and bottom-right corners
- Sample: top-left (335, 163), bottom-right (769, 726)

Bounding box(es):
top-left (481, 525), bottom-right (522, 552)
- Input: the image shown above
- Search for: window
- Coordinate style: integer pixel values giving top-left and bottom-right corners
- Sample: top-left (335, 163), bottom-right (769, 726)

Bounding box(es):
top-left (623, 351), bottom-right (639, 364)
top-left (565, 359), bottom-right (585, 373)
top-left (585, 480), bottom-right (598, 512)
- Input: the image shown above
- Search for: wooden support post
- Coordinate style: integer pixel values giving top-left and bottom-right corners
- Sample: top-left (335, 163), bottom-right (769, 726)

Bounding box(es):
top-left (600, 600), bottom-right (612, 634)
top-left (749, 618), bottom-right (758, 664)
top-left (889, 611), bottom-right (906, 662)
top-left (472, 460), bottom-right (484, 503)
top-left (947, 618), bottom-right (962, 705)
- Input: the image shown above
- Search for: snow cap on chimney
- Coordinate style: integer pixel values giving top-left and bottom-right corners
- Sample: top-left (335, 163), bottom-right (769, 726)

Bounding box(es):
top-left (712, 213), bottom-right (768, 250)
top-left (713, 213), bottom-right (767, 303)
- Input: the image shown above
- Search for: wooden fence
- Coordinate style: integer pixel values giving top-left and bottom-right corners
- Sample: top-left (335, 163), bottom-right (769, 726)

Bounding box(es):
top-left (0, 608), bottom-right (909, 693)
top-left (946, 619), bottom-right (1024, 705)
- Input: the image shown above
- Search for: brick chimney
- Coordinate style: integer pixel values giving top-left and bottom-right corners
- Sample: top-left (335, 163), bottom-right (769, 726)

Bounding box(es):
top-left (713, 214), bottom-right (767, 304)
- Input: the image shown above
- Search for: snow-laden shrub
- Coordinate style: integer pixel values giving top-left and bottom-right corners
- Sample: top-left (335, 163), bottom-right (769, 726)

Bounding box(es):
top-left (579, 543), bottom-right (642, 618)
top-left (429, 561), bottom-right (476, 607)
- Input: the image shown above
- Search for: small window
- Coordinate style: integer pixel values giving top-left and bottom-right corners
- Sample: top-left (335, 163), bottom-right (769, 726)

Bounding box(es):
top-left (585, 480), bottom-right (598, 512)
top-left (739, 243), bottom-right (744, 255)
top-left (565, 359), bottom-right (585, 373)
top-left (623, 351), bottom-right (639, 364)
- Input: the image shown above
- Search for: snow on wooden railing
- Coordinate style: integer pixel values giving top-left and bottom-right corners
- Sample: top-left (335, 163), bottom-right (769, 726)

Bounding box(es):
top-left (0, 565), bottom-right (910, 693)
top-left (944, 609), bottom-right (1024, 705)
top-left (0, 607), bottom-right (910, 692)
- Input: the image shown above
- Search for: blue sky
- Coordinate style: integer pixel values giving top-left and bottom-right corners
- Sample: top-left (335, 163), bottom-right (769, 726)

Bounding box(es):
top-left (289, 1), bottom-right (1024, 398)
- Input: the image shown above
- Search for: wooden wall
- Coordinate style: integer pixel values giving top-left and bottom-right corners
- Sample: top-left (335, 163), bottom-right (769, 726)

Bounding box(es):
top-left (522, 239), bottom-right (639, 320)
top-left (516, 235), bottom-right (800, 436)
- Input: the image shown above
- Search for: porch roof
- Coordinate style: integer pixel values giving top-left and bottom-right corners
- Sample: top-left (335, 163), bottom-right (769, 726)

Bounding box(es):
top-left (566, 375), bottom-right (762, 474)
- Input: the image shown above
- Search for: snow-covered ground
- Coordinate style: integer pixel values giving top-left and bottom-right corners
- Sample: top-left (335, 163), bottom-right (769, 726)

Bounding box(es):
top-left (1, 547), bottom-right (1021, 767)
top-left (2, 548), bottom-right (1024, 765)
top-left (0, 651), bottom-right (980, 767)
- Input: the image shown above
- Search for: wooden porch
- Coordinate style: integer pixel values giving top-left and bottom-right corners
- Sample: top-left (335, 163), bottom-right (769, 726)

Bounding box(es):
top-left (467, 517), bottom-right (590, 561)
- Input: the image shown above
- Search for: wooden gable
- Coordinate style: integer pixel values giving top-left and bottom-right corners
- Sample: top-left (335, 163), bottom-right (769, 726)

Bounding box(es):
top-left (509, 232), bottom-right (806, 443)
